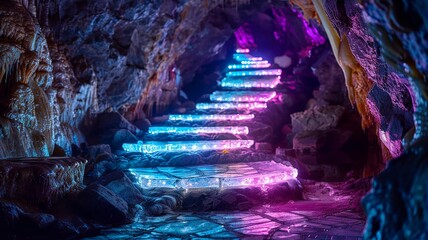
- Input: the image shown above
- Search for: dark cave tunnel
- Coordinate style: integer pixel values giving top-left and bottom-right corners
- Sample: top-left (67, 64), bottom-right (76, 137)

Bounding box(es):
top-left (0, 0), bottom-right (427, 239)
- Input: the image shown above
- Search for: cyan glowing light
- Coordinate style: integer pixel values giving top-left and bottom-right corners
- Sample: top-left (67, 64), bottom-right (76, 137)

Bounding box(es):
top-left (129, 161), bottom-right (298, 189)
top-left (236, 48), bottom-right (250, 53)
top-left (210, 91), bottom-right (276, 102)
top-left (123, 139), bottom-right (254, 153)
top-left (241, 60), bottom-right (269, 65)
top-left (228, 63), bottom-right (271, 69)
top-left (220, 76), bottom-right (280, 88)
top-left (168, 114), bottom-right (255, 121)
top-left (226, 69), bottom-right (282, 77)
top-left (196, 102), bottom-right (267, 110)
top-left (233, 53), bottom-right (263, 61)
top-left (148, 126), bottom-right (249, 135)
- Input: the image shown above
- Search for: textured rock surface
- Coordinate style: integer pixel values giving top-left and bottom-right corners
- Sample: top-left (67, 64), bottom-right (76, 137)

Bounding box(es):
top-left (0, 157), bottom-right (86, 207)
top-left (76, 183), bottom-right (131, 225)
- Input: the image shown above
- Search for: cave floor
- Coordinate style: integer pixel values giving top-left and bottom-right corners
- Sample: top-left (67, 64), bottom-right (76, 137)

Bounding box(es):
top-left (85, 180), bottom-right (367, 239)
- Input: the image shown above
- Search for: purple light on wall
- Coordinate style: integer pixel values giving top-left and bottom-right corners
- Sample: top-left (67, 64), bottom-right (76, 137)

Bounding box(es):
top-left (292, 8), bottom-right (325, 46)
top-left (234, 23), bottom-right (257, 49)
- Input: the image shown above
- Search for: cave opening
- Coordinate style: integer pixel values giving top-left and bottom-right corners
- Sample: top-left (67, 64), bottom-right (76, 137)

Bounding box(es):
top-left (0, 0), bottom-right (425, 239)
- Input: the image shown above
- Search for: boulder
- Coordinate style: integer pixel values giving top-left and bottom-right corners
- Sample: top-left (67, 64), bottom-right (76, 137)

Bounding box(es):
top-left (291, 105), bottom-right (345, 133)
top-left (96, 170), bottom-right (144, 206)
top-left (292, 131), bottom-right (327, 152)
top-left (87, 144), bottom-right (112, 160)
top-left (133, 118), bottom-right (151, 132)
top-left (96, 112), bottom-right (139, 134)
top-left (0, 201), bottom-right (24, 229)
top-left (0, 157), bottom-right (87, 207)
top-left (76, 184), bottom-right (130, 225)
top-left (98, 129), bottom-right (138, 150)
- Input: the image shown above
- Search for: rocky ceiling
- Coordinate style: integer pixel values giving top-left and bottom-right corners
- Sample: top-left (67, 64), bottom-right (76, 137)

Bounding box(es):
top-left (1, 0), bottom-right (428, 238)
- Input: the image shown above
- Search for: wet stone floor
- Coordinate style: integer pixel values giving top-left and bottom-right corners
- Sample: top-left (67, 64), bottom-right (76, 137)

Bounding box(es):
top-left (85, 181), bottom-right (367, 239)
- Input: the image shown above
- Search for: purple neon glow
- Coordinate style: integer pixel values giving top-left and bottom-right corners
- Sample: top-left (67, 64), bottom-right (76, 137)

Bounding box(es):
top-left (196, 102), bottom-right (267, 110)
top-left (234, 24), bottom-right (257, 49)
top-left (129, 161), bottom-right (298, 189)
top-left (168, 114), bottom-right (255, 121)
top-left (226, 69), bottom-right (282, 77)
top-left (236, 48), bottom-right (250, 53)
top-left (220, 76), bottom-right (280, 88)
top-left (123, 139), bottom-right (254, 153)
top-left (210, 91), bottom-right (277, 102)
top-left (148, 126), bottom-right (249, 135)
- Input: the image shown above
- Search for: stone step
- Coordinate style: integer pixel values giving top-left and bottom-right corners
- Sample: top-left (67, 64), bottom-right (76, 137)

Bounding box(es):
top-left (226, 69), bottom-right (282, 77)
top-left (227, 62), bottom-right (271, 70)
top-left (127, 161), bottom-right (302, 211)
top-left (123, 139), bottom-right (254, 153)
top-left (219, 76), bottom-right (280, 89)
top-left (196, 102), bottom-right (267, 110)
top-left (167, 113), bottom-right (255, 121)
top-left (147, 126), bottom-right (249, 135)
top-left (129, 161), bottom-right (297, 189)
top-left (210, 91), bottom-right (276, 102)
top-left (233, 53), bottom-right (263, 61)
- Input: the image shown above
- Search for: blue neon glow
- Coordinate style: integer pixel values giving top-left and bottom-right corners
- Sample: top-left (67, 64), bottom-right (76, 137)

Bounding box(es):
top-left (196, 102), bottom-right (267, 110)
top-left (148, 126), bottom-right (249, 135)
top-left (168, 114), bottom-right (255, 121)
top-left (209, 91), bottom-right (276, 102)
top-left (233, 53), bottom-right (263, 61)
top-left (226, 69), bottom-right (282, 77)
top-left (220, 76), bottom-right (280, 88)
top-left (123, 140), bottom-right (254, 153)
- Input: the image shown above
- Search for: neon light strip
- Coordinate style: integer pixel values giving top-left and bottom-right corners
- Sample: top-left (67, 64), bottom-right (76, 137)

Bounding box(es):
top-left (129, 161), bottom-right (298, 189)
top-left (233, 53), bottom-right (263, 61)
top-left (228, 63), bottom-right (271, 69)
top-left (226, 69), bottom-right (282, 77)
top-left (148, 126), bottom-right (249, 135)
top-left (123, 139), bottom-right (254, 153)
top-left (210, 91), bottom-right (276, 102)
top-left (220, 76), bottom-right (280, 88)
top-left (241, 60), bottom-right (269, 65)
top-left (196, 102), bottom-right (267, 110)
top-left (236, 48), bottom-right (250, 53)
top-left (168, 114), bottom-right (254, 121)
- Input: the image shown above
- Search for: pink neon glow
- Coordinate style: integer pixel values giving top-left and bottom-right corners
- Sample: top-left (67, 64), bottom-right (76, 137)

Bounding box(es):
top-left (210, 91), bottom-right (277, 102)
top-left (196, 102), bottom-right (267, 110)
top-left (236, 48), bottom-right (250, 53)
top-left (220, 76), bottom-right (280, 88)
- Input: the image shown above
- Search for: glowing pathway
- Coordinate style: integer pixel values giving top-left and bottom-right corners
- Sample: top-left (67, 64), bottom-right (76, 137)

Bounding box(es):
top-left (123, 140), bottom-right (254, 153)
top-left (196, 102), bottom-right (267, 110)
top-left (220, 76), bottom-right (280, 88)
top-left (130, 161), bottom-right (298, 189)
top-left (168, 114), bottom-right (254, 121)
top-left (148, 126), bottom-right (249, 135)
top-left (226, 69), bottom-right (282, 77)
top-left (210, 91), bottom-right (276, 102)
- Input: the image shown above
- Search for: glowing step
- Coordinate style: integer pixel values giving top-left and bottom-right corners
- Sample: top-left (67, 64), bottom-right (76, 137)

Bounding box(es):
top-left (220, 76), bottom-right (280, 88)
top-left (196, 102), bottom-right (267, 110)
top-left (129, 161), bottom-right (298, 189)
top-left (226, 69), bottom-right (282, 77)
top-left (148, 126), bottom-right (249, 135)
top-left (228, 63), bottom-right (271, 69)
top-left (241, 60), bottom-right (269, 65)
top-left (233, 53), bottom-right (263, 61)
top-left (168, 114), bottom-right (254, 121)
top-left (236, 48), bottom-right (250, 53)
top-left (123, 140), bottom-right (254, 153)
top-left (210, 91), bottom-right (276, 102)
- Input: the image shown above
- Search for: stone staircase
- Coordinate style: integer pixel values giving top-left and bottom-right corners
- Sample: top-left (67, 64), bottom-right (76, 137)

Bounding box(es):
top-left (122, 49), bottom-right (301, 211)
